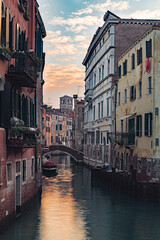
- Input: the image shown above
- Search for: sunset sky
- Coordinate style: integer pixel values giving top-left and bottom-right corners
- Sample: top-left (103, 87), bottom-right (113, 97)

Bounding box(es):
top-left (38, 0), bottom-right (160, 108)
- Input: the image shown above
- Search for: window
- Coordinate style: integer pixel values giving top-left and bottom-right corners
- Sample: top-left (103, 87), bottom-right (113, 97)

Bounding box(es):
top-left (107, 98), bottom-right (109, 116)
top-left (123, 60), bottom-right (127, 76)
top-left (91, 132), bottom-right (95, 145)
top-left (31, 158), bottom-right (34, 177)
top-left (148, 76), bottom-right (152, 94)
top-left (118, 65), bottom-right (121, 79)
top-left (98, 103), bottom-right (100, 119)
top-left (107, 59), bottom-right (110, 75)
top-left (137, 159), bottom-right (142, 173)
top-left (146, 39), bottom-right (152, 58)
top-left (101, 101), bottom-right (103, 118)
top-left (22, 160), bottom-right (26, 182)
top-left (102, 65), bottom-right (104, 80)
top-left (93, 106), bottom-right (95, 121)
top-left (131, 53), bottom-right (135, 70)
top-left (56, 136), bottom-right (58, 143)
top-left (124, 89), bottom-right (127, 104)
top-left (51, 136), bottom-right (53, 143)
top-left (7, 163), bottom-right (12, 182)
top-left (145, 113), bottom-right (152, 136)
top-left (130, 86), bottom-right (136, 101)
top-left (121, 120), bottom-right (123, 133)
top-left (1, 2), bottom-right (6, 46)
top-left (94, 73), bottom-right (96, 86)
top-left (101, 132), bottom-right (103, 144)
top-left (108, 30), bottom-right (110, 38)
top-left (16, 161), bottom-right (21, 173)
top-left (137, 47), bottom-right (142, 66)
top-left (155, 138), bottom-right (159, 146)
top-left (118, 92), bottom-right (121, 106)
top-left (59, 124), bottom-right (62, 130)
top-left (56, 125), bottom-right (58, 131)
top-left (136, 115), bottom-right (142, 137)
top-left (139, 81), bottom-right (142, 98)
top-left (99, 68), bottom-right (101, 81)
top-left (96, 130), bottom-right (100, 144)
top-left (147, 159), bottom-right (151, 175)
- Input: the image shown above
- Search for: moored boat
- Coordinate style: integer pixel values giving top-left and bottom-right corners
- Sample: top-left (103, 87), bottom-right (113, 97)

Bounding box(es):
top-left (43, 161), bottom-right (58, 176)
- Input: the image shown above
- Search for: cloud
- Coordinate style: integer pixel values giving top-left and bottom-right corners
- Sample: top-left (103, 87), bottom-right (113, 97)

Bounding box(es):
top-left (45, 35), bottom-right (73, 44)
top-left (90, 0), bottom-right (129, 12)
top-left (72, 7), bottom-right (93, 16)
top-left (46, 44), bottom-right (78, 56)
top-left (44, 64), bottom-right (85, 89)
top-left (50, 15), bottom-right (102, 32)
top-left (74, 35), bottom-right (87, 42)
top-left (129, 9), bottom-right (160, 19)
top-left (57, 56), bottom-right (76, 62)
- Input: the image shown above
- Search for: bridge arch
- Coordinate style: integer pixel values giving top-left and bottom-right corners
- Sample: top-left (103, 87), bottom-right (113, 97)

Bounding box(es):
top-left (42, 145), bottom-right (84, 163)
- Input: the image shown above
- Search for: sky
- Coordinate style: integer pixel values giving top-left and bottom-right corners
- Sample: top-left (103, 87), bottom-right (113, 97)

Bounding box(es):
top-left (38, 0), bottom-right (160, 108)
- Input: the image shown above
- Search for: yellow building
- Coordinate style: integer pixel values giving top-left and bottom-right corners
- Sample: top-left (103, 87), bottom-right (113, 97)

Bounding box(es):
top-left (115, 27), bottom-right (160, 182)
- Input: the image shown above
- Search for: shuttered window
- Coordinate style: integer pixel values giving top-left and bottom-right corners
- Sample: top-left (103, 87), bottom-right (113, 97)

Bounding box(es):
top-left (1, 2), bottom-right (6, 46)
top-left (145, 113), bottom-right (152, 136)
top-left (131, 53), bottom-right (135, 70)
top-left (30, 99), bottom-right (35, 127)
top-left (137, 47), bottom-right (142, 66)
top-left (146, 39), bottom-right (152, 58)
top-left (123, 60), bottom-right (127, 76)
top-left (136, 115), bottom-right (142, 137)
top-left (96, 130), bottom-right (100, 144)
top-left (118, 65), bottom-right (121, 78)
top-left (9, 17), bottom-right (13, 51)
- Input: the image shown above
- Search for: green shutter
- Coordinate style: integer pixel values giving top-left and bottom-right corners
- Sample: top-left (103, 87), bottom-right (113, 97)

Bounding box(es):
top-left (150, 112), bottom-right (152, 136)
top-left (145, 113), bottom-right (148, 136)
top-left (140, 115), bottom-right (142, 137)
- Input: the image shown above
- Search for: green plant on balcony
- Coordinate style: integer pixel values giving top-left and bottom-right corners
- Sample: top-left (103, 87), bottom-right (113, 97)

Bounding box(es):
top-left (28, 51), bottom-right (42, 66)
top-left (11, 126), bottom-right (30, 137)
top-left (0, 45), bottom-right (11, 61)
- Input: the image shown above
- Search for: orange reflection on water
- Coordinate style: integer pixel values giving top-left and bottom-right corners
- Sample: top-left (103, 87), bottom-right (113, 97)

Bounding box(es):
top-left (40, 168), bottom-right (88, 240)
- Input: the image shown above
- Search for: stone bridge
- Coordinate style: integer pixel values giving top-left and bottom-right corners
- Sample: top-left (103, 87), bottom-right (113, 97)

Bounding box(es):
top-left (42, 145), bottom-right (84, 162)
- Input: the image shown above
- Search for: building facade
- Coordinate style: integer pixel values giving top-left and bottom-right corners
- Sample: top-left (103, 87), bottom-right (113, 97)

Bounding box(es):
top-left (0, 0), bottom-right (46, 230)
top-left (73, 95), bottom-right (84, 151)
top-left (83, 10), bottom-right (160, 167)
top-left (60, 95), bottom-right (73, 111)
top-left (114, 27), bottom-right (160, 183)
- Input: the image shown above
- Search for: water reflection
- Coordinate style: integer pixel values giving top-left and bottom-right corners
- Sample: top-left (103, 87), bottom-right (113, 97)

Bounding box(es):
top-left (1, 154), bottom-right (160, 240)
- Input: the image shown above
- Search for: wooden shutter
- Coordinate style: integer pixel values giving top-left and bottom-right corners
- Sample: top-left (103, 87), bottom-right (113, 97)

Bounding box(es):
top-left (140, 115), bottom-right (142, 137)
top-left (136, 116), bottom-right (139, 136)
top-left (150, 112), bottom-right (152, 136)
top-left (145, 113), bottom-right (148, 136)
top-left (2, 82), bottom-right (11, 128)
top-left (140, 48), bottom-right (142, 64)
top-left (146, 41), bottom-right (149, 58)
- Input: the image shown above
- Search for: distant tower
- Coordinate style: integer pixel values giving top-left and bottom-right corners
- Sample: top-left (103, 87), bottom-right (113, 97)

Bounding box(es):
top-left (60, 95), bottom-right (73, 111)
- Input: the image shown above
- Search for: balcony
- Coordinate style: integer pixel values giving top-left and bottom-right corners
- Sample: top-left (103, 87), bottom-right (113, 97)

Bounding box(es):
top-left (84, 122), bottom-right (92, 132)
top-left (6, 51), bottom-right (37, 88)
top-left (107, 131), bottom-right (135, 148)
top-left (7, 126), bottom-right (40, 149)
top-left (85, 89), bottom-right (93, 102)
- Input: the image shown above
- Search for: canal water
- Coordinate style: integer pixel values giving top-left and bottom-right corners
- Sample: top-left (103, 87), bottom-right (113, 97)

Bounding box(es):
top-left (1, 154), bottom-right (160, 240)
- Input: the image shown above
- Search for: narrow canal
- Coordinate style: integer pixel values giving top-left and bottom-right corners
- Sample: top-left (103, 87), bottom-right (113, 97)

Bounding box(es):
top-left (1, 154), bottom-right (160, 240)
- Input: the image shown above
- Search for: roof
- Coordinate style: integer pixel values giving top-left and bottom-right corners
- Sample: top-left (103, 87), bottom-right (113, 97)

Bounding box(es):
top-left (82, 11), bottom-right (160, 66)
top-left (117, 26), bottom-right (160, 62)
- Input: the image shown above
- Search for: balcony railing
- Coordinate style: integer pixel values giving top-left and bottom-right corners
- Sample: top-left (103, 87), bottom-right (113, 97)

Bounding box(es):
top-left (107, 131), bottom-right (135, 148)
top-left (7, 132), bottom-right (36, 149)
top-left (85, 89), bottom-right (93, 102)
top-left (6, 51), bottom-right (38, 88)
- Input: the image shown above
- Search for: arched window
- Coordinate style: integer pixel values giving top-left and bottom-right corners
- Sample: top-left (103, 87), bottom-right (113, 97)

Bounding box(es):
top-left (30, 98), bottom-right (35, 127)
top-left (22, 94), bottom-right (25, 123)
top-left (1, 1), bottom-right (6, 46)
top-left (9, 13), bottom-right (13, 51)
